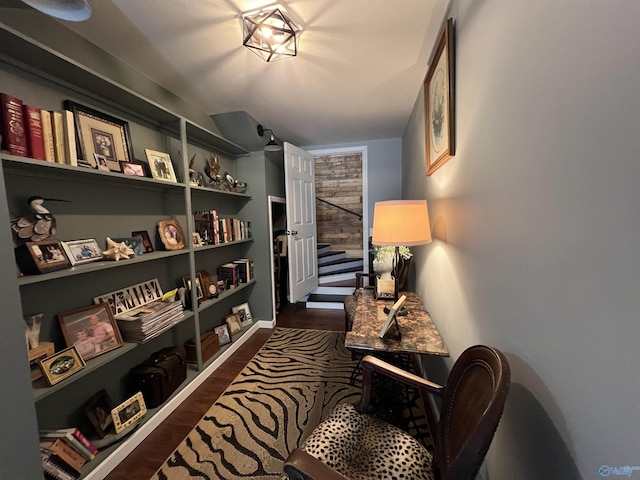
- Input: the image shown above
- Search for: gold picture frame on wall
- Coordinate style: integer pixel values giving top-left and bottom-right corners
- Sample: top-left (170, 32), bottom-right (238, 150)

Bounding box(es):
top-left (424, 18), bottom-right (456, 176)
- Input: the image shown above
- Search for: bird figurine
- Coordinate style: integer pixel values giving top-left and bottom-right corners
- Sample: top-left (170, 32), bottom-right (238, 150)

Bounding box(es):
top-left (11, 196), bottom-right (67, 244)
top-left (102, 237), bottom-right (136, 261)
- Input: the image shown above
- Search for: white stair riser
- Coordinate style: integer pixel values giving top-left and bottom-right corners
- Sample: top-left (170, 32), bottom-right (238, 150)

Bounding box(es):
top-left (319, 260), bottom-right (363, 274)
top-left (318, 252), bottom-right (347, 265)
top-left (306, 301), bottom-right (344, 310)
top-left (312, 286), bottom-right (354, 295)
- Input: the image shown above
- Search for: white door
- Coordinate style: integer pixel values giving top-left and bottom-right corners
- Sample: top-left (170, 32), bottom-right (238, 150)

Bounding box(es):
top-left (284, 142), bottom-right (318, 303)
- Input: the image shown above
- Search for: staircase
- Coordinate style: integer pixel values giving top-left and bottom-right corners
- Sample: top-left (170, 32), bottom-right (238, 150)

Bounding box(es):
top-left (305, 243), bottom-right (363, 309)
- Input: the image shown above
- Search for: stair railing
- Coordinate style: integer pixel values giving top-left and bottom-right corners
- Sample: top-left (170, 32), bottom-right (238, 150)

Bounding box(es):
top-left (316, 197), bottom-right (362, 221)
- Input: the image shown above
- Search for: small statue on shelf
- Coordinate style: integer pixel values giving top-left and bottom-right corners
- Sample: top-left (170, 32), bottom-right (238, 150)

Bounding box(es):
top-left (103, 237), bottom-right (135, 261)
top-left (204, 154), bottom-right (225, 190)
top-left (10, 196), bottom-right (69, 244)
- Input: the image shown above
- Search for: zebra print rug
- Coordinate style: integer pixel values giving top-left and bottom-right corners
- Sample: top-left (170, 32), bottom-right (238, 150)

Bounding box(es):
top-left (153, 328), bottom-right (361, 480)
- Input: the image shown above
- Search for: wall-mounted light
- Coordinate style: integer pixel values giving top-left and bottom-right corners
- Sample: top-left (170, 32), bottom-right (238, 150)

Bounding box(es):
top-left (257, 124), bottom-right (283, 152)
top-left (19, 0), bottom-right (91, 21)
top-left (242, 7), bottom-right (300, 62)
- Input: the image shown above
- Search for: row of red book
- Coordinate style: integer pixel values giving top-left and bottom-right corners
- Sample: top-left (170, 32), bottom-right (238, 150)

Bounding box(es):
top-left (0, 92), bottom-right (77, 165)
top-left (218, 258), bottom-right (254, 289)
top-left (194, 209), bottom-right (252, 245)
top-left (40, 426), bottom-right (99, 478)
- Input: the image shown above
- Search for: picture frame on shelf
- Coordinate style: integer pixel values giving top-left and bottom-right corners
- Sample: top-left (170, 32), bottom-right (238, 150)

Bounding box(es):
top-left (94, 153), bottom-right (113, 172)
top-left (424, 18), bottom-right (456, 176)
top-left (39, 346), bottom-right (86, 386)
top-left (64, 100), bottom-right (133, 171)
top-left (16, 240), bottom-right (71, 274)
top-left (226, 312), bottom-right (242, 336)
top-left (232, 302), bottom-right (253, 327)
top-left (131, 230), bottom-right (154, 253)
top-left (145, 148), bottom-right (177, 182)
top-left (57, 303), bottom-right (123, 362)
top-left (120, 160), bottom-right (148, 177)
top-left (110, 236), bottom-right (145, 256)
top-left (111, 391), bottom-right (147, 434)
top-left (158, 219), bottom-right (186, 250)
top-left (84, 389), bottom-right (115, 438)
top-left (61, 239), bottom-right (103, 266)
top-left (214, 324), bottom-right (231, 346)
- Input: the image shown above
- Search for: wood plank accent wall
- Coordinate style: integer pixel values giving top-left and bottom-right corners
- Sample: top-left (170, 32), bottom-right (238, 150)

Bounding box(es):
top-left (314, 152), bottom-right (363, 258)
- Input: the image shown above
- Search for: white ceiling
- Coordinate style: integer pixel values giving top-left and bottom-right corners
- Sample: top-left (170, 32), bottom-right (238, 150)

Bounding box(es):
top-left (60, 0), bottom-right (449, 147)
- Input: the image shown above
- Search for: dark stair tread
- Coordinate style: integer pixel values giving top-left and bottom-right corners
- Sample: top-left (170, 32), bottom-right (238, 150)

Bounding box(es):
top-left (318, 250), bottom-right (346, 258)
top-left (319, 265), bottom-right (363, 276)
top-left (319, 257), bottom-right (363, 267)
top-left (307, 294), bottom-right (348, 303)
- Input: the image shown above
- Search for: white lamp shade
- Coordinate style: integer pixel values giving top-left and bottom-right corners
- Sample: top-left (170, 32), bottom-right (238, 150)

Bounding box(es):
top-left (372, 200), bottom-right (432, 246)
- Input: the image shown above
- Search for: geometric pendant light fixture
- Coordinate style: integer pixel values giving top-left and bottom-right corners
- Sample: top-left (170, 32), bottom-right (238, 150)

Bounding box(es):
top-left (19, 0), bottom-right (91, 21)
top-left (242, 7), bottom-right (300, 62)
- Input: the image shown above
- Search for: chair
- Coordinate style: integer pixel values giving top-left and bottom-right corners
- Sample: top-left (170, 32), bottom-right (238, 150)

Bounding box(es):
top-left (343, 272), bottom-right (376, 333)
top-left (283, 345), bottom-right (511, 480)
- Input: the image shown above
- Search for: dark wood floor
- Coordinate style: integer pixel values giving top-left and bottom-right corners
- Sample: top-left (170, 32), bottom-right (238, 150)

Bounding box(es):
top-left (105, 304), bottom-right (344, 480)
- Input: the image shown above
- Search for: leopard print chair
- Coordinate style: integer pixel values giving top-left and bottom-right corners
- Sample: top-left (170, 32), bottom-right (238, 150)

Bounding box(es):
top-left (283, 346), bottom-right (511, 480)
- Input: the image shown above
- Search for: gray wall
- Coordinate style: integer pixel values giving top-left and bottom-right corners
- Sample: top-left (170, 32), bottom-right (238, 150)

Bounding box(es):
top-left (403, 2), bottom-right (640, 479)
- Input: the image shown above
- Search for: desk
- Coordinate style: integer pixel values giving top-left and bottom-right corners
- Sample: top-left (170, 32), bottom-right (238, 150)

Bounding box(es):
top-left (345, 289), bottom-right (448, 443)
top-left (345, 290), bottom-right (448, 357)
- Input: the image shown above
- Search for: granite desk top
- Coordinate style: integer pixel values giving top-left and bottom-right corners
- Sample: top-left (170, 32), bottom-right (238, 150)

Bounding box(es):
top-left (345, 289), bottom-right (448, 356)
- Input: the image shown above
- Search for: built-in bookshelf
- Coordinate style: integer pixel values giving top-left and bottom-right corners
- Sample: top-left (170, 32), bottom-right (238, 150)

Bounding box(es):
top-left (0, 20), bottom-right (261, 480)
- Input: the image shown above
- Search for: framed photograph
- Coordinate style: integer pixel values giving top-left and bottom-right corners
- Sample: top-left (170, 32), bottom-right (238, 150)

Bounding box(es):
top-left (94, 153), bottom-right (113, 172)
top-left (64, 100), bottom-right (133, 171)
top-left (131, 230), bottom-right (154, 253)
top-left (84, 389), bottom-right (115, 438)
top-left (120, 160), bottom-right (148, 177)
top-left (58, 303), bottom-right (123, 362)
top-left (158, 219), bottom-right (186, 250)
top-left (183, 272), bottom-right (204, 306)
top-left (16, 240), bottom-right (71, 274)
top-left (39, 346), bottom-right (86, 386)
top-left (424, 18), bottom-right (456, 176)
top-left (111, 391), bottom-right (147, 434)
top-left (379, 295), bottom-right (407, 340)
top-left (61, 239), bottom-right (103, 266)
top-left (214, 324), bottom-right (231, 346)
top-left (226, 312), bottom-right (242, 335)
top-left (232, 302), bottom-right (253, 327)
top-left (145, 149), bottom-right (177, 182)
top-left (111, 236), bottom-right (145, 256)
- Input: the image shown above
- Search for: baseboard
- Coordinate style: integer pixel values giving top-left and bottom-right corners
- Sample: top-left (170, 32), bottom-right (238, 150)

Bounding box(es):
top-left (85, 322), bottom-right (263, 479)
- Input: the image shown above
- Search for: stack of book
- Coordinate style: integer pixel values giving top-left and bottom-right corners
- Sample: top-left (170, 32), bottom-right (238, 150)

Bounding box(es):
top-left (115, 299), bottom-right (184, 343)
top-left (1, 92), bottom-right (77, 165)
top-left (40, 427), bottom-right (98, 479)
top-left (193, 209), bottom-right (252, 245)
top-left (233, 258), bottom-right (254, 283)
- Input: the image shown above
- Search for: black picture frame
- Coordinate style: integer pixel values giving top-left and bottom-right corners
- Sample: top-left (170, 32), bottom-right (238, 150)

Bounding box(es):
top-left (64, 100), bottom-right (134, 171)
top-left (84, 389), bottom-right (115, 438)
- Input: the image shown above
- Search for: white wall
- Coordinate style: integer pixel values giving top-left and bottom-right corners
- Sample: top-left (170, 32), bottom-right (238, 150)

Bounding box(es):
top-left (404, 1), bottom-right (640, 479)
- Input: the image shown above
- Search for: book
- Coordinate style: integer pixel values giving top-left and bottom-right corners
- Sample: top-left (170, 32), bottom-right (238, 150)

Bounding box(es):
top-left (40, 428), bottom-right (95, 461)
top-left (63, 110), bottom-right (78, 166)
top-left (50, 110), bottom-right (65, 164)
top-left (41, 450), bottom-right (80, 480)
top-left (0, 93), bottom-right (28, 156)
top-left (67, 427), bottom-right (98, 456)
top-left (40, 109), bottom-right (56, 162)
top-left (40, 438), bottom-right (85, 473)
top-left (22, 104), bottom-right (46, 160)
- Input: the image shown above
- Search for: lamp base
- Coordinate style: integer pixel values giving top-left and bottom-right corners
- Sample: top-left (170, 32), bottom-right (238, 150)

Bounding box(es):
top-left (383, 306), bottom-right (408, 316)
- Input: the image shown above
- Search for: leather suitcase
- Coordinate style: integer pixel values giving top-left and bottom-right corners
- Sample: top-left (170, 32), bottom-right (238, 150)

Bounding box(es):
top-left (130, 346), bottom-right (187, 408)
top-left (184, 331), bottom-right (220, 364)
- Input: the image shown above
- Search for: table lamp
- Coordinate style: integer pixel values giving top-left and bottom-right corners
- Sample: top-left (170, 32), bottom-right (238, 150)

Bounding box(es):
top-left (371, 199), bottom-right (432, 315)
